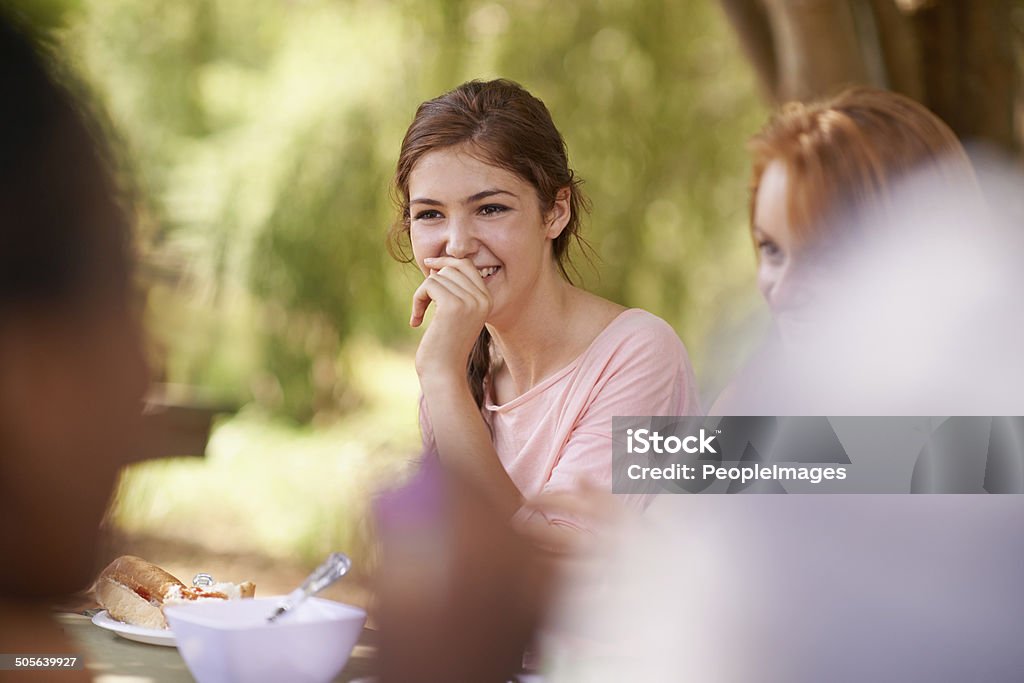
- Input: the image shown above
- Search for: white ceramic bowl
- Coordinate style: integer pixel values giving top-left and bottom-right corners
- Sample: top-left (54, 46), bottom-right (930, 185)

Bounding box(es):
top-left (165, 596), bottom-right (366, 683)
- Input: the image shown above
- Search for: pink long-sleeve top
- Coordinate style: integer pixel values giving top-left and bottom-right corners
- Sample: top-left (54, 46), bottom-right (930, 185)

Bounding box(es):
top-left (422, 308), bottom-right (700, 531)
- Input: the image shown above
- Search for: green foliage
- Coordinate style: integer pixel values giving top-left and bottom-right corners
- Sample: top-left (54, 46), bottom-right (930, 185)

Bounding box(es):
top-left (45, 0), bottom-right (766, 419)
top-left (11, 0), bottom-right (774, 574)
top-left (0, 0), bottom-right (81, 34)
top-left (112, 342), bottom-right (423, 571)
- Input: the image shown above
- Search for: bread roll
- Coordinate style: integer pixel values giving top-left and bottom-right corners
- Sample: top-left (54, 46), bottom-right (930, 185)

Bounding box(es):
top-left (94, 555), bottom-right (256, 629)
top-left (94, 555), bottom-right (185, 629)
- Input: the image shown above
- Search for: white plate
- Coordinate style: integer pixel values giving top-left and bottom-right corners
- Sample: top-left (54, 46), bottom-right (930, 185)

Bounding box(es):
top-left (91, 610), bottom-right (177, 647)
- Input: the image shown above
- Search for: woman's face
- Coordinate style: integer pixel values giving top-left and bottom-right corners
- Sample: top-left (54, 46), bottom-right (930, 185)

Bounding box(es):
top-left (407, 144), bottom-right (568, 326)
top-left (753, 160), bottom-right (807, 316)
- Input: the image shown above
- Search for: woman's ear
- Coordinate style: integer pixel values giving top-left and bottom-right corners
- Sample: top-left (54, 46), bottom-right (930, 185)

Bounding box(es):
top-left (545, 187), bottom-right (572, 240)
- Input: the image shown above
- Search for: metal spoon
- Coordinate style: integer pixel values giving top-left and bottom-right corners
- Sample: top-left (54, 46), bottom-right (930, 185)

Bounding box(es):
top-left (267, 552), bottom-right (352, 623)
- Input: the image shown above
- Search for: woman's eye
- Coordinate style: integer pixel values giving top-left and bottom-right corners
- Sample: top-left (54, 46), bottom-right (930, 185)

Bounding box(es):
top-left (758, 240), bottom-right (782, 260)
top-left (413, 209), bottom-right (443, 221)
top-left (478, 204), bottom-right (509, 216)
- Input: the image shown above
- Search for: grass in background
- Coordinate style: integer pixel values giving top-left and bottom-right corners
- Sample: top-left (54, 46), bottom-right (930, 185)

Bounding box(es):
top-left (111, 339), bottom-right (422, 578)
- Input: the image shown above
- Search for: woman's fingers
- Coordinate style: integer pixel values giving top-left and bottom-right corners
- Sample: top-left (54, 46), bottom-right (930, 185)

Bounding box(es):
top-left (410, 282), bottom-right (429, 328)
top-left (423, 257), bottom-right (490, 296)
top-left (411, 276), bottom-right (454, 327)
top-left (432, 266), bottom-right (490, 308)
top-left (411, 257), bottom-right (492, 327)
top-left (409, 272), bottom-right (475, 327)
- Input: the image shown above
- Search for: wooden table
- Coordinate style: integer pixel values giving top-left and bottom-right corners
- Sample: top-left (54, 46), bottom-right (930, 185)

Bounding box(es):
top-left (57, 613), bottom-right (378, 682)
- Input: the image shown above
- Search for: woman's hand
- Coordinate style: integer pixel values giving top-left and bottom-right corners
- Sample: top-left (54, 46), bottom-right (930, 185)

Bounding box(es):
top-left (410, 256), bottom-right (492, 381)
top-left (411, 258), bottom-right (522, 519)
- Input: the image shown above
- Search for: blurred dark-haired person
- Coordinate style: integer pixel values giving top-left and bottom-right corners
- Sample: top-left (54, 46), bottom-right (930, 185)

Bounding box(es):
top-left (0, 10), bottom-right (148, 670)
top-left (388, 79), bottom-right (700, 546)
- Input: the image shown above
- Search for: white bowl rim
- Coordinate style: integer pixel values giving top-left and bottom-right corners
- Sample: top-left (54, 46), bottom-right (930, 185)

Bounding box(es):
top-left (165, 596), bottom-right (366, 632)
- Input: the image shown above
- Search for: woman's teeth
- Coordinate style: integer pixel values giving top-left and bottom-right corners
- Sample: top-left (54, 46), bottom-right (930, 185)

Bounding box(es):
top-left (478, 266), bottom-right (500, 278)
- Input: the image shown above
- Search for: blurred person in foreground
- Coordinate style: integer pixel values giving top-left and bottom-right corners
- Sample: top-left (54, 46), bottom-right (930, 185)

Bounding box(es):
top-left (374, 444), bottom-right (629, 683)
top-left (0, 9), bottom-right (148, 672)
top-left (542, 88), bottom-right (1024, 681)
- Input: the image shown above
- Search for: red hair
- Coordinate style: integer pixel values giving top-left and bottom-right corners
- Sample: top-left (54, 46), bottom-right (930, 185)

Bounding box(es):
top-left (749, 86), bottom-right (975, 252)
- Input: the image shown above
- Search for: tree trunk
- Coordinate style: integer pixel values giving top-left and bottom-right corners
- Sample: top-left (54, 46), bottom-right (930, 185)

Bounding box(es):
top-left (764, 0), bottom-right (870, 101)
top-left (719, 0), bottom-right (1024, 156)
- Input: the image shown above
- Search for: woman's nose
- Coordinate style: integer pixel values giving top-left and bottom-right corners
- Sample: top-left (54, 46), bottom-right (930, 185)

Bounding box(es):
top-left (444, 217), bottom-right (478, 258)
top-left (758, 263), bottom-right (781, 309)
top-left (765, 263), bottom-right (814, 313)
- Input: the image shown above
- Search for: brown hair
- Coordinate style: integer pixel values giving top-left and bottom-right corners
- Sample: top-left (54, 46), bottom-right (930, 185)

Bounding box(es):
top-left (389, 79), bottom-right (589, 409)
top-left (748, 86), bottom-right (975, 253)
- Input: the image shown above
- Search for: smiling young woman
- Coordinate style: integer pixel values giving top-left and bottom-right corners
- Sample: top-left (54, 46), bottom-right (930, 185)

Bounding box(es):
top-left (388, 80), bottom-right (700, 541)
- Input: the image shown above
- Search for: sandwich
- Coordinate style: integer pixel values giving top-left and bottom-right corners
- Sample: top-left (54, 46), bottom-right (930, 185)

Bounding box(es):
top-left (94, 554), bottom-right (255, 629)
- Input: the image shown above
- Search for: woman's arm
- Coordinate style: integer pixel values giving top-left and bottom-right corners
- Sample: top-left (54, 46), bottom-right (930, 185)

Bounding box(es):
top-left (411, 256), bottom-right (523, 519)
top-left (419, 370), bottom-right (523, 519)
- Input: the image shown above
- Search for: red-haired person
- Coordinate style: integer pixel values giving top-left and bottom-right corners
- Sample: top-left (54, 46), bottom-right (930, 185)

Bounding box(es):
top-left (749, 86), bottom-right (974, 323)
top-left (713, 85), bottom-right (982, 413)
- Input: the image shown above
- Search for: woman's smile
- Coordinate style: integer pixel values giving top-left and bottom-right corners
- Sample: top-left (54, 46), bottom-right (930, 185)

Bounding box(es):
top-left (478, 265), bottom-right (501, 280)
